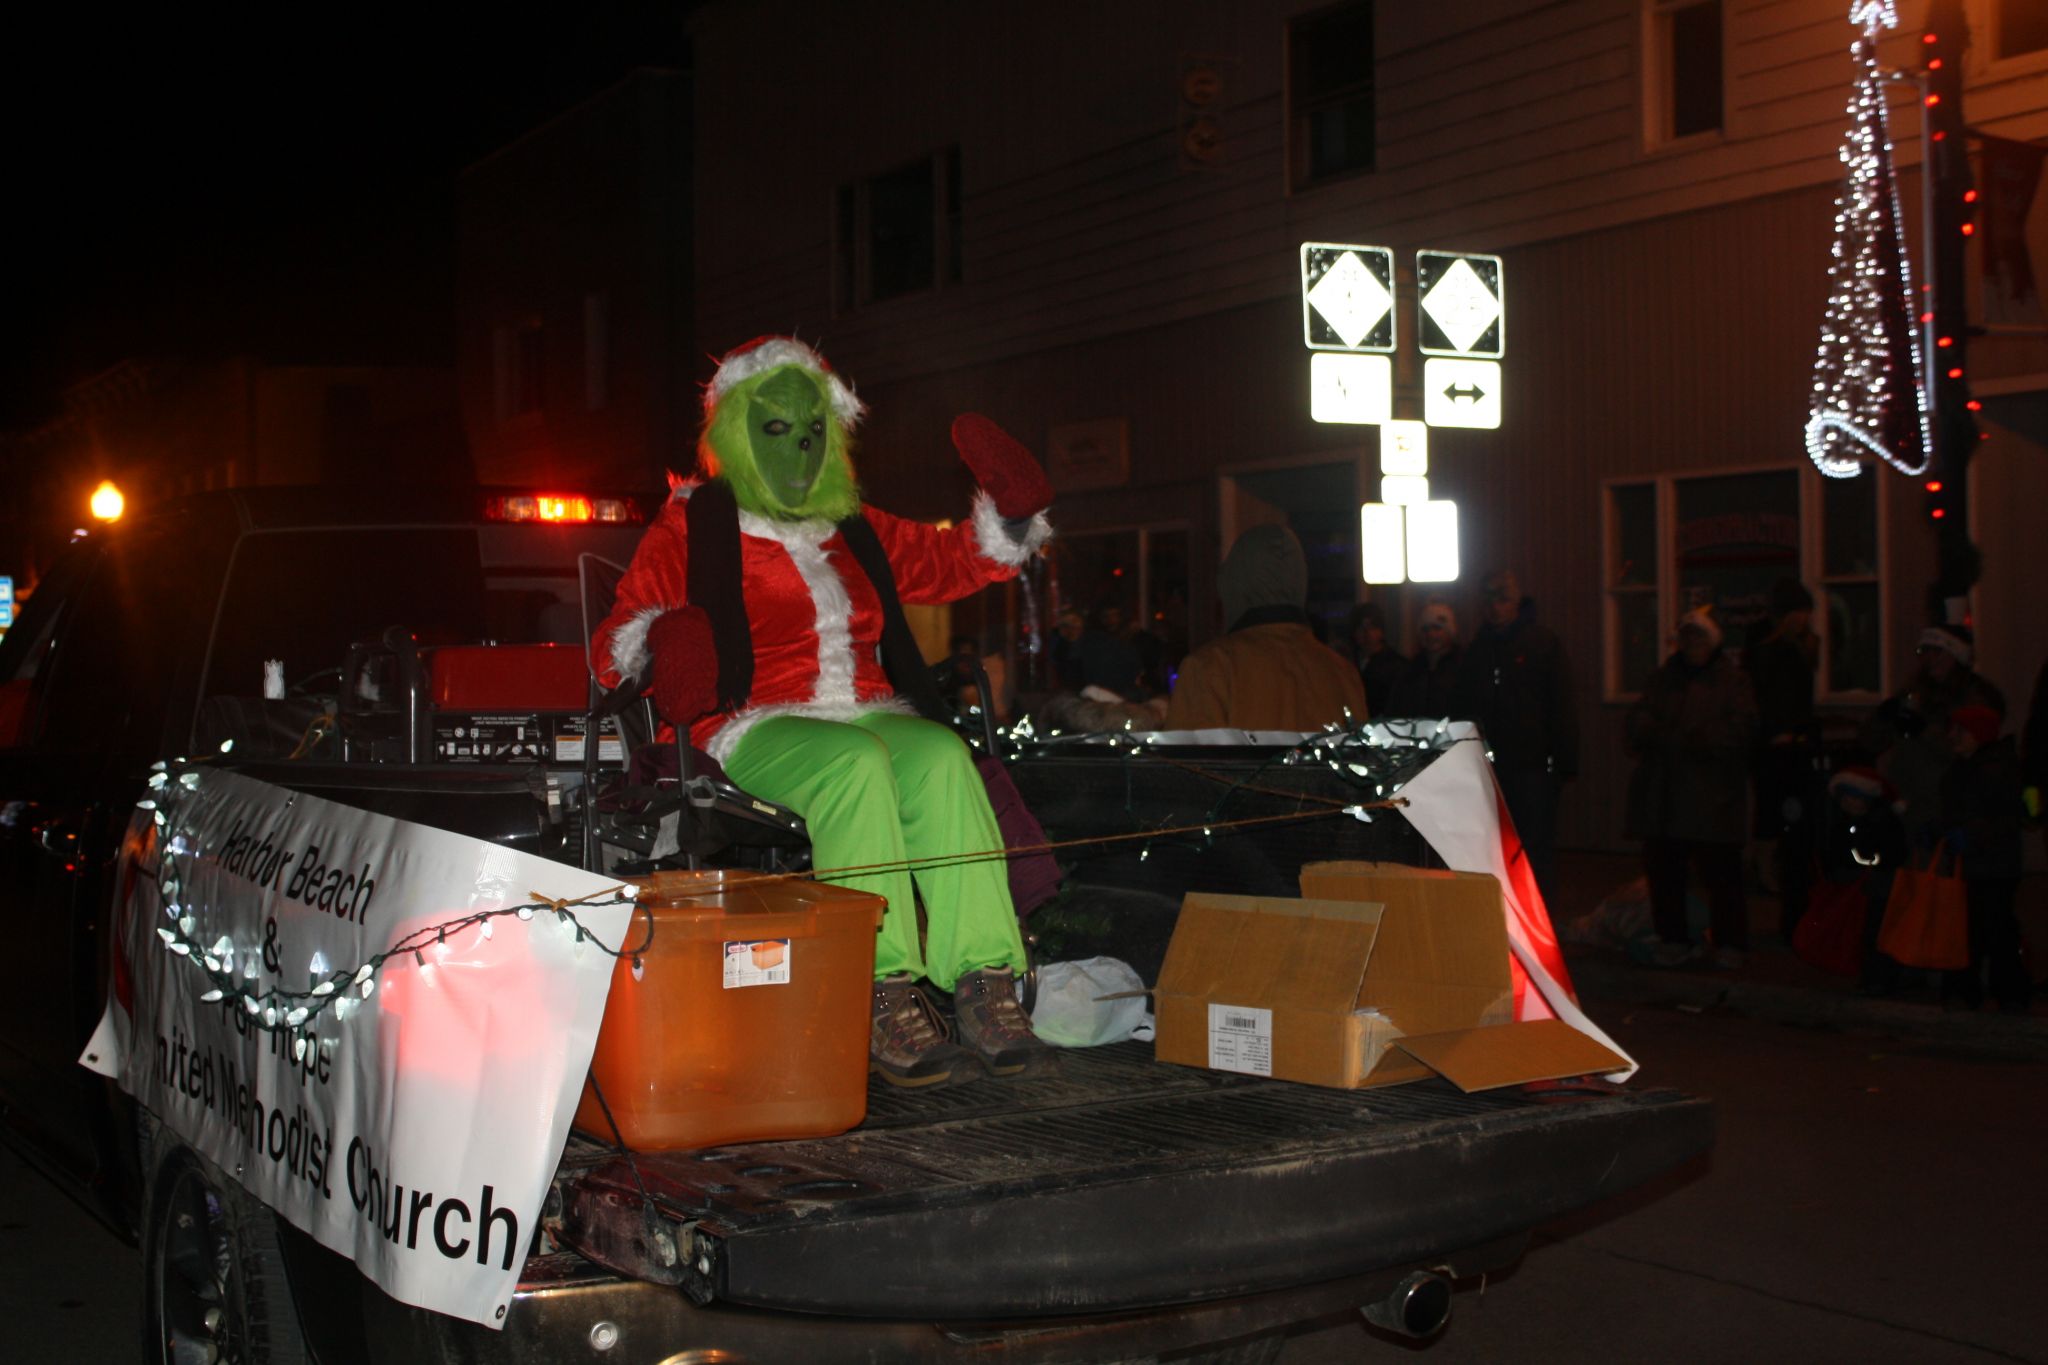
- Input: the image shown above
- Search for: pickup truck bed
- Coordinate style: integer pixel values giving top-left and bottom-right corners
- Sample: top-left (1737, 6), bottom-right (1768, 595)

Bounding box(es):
top-left (555, 1041), bottom-right (1710, 1319)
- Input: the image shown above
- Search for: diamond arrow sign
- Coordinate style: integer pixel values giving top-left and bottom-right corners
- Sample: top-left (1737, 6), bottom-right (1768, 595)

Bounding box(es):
top-left (1301, 243), bottom-right (1395, 352)
top-left (1417, 250), bottom-right (1504, 357)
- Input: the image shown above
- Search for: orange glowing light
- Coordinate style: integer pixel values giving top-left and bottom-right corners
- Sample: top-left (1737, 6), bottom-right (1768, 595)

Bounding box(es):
top-left (1937, 336), bottom-right (1952, 348)
top-left (1963, 189), bottom-right (1978, 203)
top-left (1947, 368), bottom-right (1964, 379)
top-left (1926, 481), bottom-right (1943, 493)
top-left (536, 495), bottom-right (595, 523)
top-left (89, 480), bottom-right (125, 521)
top-left (1925, 93), bottom-right (1940, 107)
top-left (1961, 223), bottom-right (1975, 236)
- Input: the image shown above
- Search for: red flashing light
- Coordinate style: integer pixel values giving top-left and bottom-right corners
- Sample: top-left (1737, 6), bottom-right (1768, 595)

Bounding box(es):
top-left (1933, 131), bottom-right (1947, 142)
top-left (1922, 32), bottom-right (1937, 44)
top-left (1966, 400), bottom-right (1982, 411)
top-left (1924, 93), bottom-right (1940, 107)
top-left (1961, 223), bottom-right (1975, 236)
top-left (1931, 508), bottom-right (1947, 519)
top-left (1928, 57), bottom-right (1943, 70)
top-left (1947, 367), bottom-right (1964, 379)
top-left (1963, 189), bottom-right (1978, 203)
top-left (1925, 480), bottom-right (1943, 493)
top-left (1919, 311), bottom-right (1934, 323)
top-left (1937, 336), bottom-right (1953, 348)
top-left (483, 493), bottom-right (644, 525)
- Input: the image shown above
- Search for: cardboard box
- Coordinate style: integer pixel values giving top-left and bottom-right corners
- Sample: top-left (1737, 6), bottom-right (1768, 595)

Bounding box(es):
top-left (1152, 862), bottom-right (1626, 1092)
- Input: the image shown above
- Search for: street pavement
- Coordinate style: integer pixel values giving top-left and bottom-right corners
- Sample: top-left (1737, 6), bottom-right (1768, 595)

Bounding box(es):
top-left (1281, 1005), bottom-right (2048, 1364)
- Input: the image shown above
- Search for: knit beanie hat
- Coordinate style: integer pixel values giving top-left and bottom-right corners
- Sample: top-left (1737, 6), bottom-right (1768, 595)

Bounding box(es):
top-left (1218, 523), bottom-right (1308, 629)
top-left (1828, 766), bottom-right (1900, 808)
top-left (1950, 704), bottom-right (2001, 746)
top-left (1916, 624), bottom-right (1974, 666)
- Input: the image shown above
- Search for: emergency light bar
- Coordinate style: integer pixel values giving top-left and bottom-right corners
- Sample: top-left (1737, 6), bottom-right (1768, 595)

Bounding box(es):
top-left (484, 493), bottom-right (644, 525)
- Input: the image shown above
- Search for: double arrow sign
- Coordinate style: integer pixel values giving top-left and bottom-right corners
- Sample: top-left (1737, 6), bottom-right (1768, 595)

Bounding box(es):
top-left (1301, 244), bottom-right (1505, 430)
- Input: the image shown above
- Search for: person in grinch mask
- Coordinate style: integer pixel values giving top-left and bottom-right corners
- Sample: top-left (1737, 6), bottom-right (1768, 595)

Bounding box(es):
top-left (593, 337), bottom-right (1054, 1087)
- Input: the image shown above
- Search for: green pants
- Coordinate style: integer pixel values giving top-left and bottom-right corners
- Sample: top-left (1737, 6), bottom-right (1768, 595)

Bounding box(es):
top-left (724, 712), bottom-right (1026, 989)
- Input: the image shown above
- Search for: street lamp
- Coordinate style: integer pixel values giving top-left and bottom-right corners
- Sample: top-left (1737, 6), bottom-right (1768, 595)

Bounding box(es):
top-left (90, 480), bottom-right (125, 522)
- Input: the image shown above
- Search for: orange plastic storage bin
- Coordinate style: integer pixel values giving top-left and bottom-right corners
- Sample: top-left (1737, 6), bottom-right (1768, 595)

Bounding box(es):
top-left (574, 869), bottom-right (884, 1152)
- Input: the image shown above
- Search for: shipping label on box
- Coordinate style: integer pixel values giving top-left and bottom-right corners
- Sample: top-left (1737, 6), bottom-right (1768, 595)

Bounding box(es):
top-left (723, 938), bottom-right (791, 988)
top-left (1207, 1003), bottom-right (1273, 1075)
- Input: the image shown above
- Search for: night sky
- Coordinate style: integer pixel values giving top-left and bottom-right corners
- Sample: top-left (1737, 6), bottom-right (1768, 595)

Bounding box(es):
top-left (1, 4), bottom-right (692, 430)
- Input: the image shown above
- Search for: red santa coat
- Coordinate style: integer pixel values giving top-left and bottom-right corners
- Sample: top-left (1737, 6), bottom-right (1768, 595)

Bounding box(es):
top-left (596, 488), bottom-right (1046, 762)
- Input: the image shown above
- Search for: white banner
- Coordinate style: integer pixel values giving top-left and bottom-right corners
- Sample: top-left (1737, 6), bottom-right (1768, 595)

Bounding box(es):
top-left (82, 768), bottom-right (630, 1328)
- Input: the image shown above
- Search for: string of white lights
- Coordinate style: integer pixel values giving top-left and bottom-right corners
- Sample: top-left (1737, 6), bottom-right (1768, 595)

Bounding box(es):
top-left (1804, 0), bottom-right (1932, 480)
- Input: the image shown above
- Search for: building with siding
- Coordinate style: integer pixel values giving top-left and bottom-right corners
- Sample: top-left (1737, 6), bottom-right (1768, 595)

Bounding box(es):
top-left (684, 0), bottom-right (2046, 855)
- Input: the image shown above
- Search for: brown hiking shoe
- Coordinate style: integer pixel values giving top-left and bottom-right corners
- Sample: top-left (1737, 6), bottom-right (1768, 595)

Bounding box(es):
top-left (954, 968), bottom-right (1055, 1077)
top-left (871, 974), bottom-right (976, 1088)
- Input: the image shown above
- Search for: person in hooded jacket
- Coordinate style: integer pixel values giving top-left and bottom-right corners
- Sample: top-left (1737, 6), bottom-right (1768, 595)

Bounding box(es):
top-left (1938, 705), bottom-right (2030, 1011)
top-left (1626, 609), bottom-right (1759, 968)
top-left (1747, 578), bottom-right (1821, 936)
top-left (1452, 568), bottom-right (1580, 906)
top-left (1859, 623), bottom-right (2005, 849)
top-left (1164, 523), bottom-right (1365, 731)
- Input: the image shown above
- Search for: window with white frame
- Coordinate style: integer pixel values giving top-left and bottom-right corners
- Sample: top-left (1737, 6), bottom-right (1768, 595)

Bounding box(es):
top-left (1602, 466), bottom-right (1884, 700)
top-left (1643, 0), bottom-right (1723, 147)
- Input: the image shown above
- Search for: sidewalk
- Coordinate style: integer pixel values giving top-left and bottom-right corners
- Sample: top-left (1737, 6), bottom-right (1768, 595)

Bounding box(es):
top-left (1546, 850), bottom-right (2048, 1061)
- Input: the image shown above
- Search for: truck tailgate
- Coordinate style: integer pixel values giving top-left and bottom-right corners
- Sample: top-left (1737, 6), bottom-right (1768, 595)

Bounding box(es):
top-left (557, 1041), bottom-right (1710, 1318)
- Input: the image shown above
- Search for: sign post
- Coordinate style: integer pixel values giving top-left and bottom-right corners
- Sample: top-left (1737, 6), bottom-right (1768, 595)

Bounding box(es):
top-left (1299, 244), bottom-right (1508, 585)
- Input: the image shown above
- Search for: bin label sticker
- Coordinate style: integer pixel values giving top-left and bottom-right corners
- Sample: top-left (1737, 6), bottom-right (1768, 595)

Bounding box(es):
top-left (724, 939), bottom-right (792, 988)
top-left (1207, 1002), bottom-right (1272, 1076)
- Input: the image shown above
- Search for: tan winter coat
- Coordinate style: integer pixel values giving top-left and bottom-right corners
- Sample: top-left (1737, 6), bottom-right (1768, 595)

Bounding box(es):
top-left (1165, 623), bottom-right (1368, 732)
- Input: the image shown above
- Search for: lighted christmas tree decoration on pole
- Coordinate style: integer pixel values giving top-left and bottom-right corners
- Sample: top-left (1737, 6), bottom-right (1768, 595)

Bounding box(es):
top-left (1804, 0), bottom-right (1932, 480)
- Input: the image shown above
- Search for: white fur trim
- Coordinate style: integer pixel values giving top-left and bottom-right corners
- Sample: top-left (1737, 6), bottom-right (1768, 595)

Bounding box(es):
top-left (705, 696), bottom-right (916, 766)
top-left (970, 490), bottom-right (1053, 568)
top-left (608, 605), bottom-right (668, 685)
top-left (705, 337), bottom-right (865, 427)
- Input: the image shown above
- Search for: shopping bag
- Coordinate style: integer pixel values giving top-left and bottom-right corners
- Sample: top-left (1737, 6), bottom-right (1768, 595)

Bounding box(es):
top-left (1876, 843), bottom-right (1970, 971)
top-left (1792, 878), bottom-right (1867, 978)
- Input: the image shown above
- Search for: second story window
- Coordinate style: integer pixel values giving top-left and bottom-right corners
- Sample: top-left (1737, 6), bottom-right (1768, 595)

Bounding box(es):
top-left (1995, 0), bottom-right (2048, 60)
top-left (835, 147), bottom-right (961, 311)
top-left (1289, 2), bottom-right (1376, 190)
top-left (1645, 0), bottom-right (1723, 146)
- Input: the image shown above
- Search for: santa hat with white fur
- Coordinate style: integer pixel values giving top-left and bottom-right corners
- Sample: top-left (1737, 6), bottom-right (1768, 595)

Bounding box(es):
top-left (703, 335), bottom-right (866, 427)
top-left (1915, 623), bottom-right (1973, 667)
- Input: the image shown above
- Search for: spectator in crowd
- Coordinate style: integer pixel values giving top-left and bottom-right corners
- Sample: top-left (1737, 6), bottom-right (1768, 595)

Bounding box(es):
top-left (1454, 568), bottom-right (1580, 905)
top-left (1347, 601), bottom-right (1406, 719)
top-left (1820, 766), bottom-right (1909, 996)
top-left (1747, 578), bottom-right (1820, 937)
top-left (1385, 601), bottom-right (1463, 720)
top-left (1625, 608), bottom-right (1759, 969)
top-left (1077, 601), bottom-right (1146, 701)
top-left (1938, 705), bottom-right (2030, 1012)
top-left (1859, 623), bottom-right (2006, 848)
top-left (1049, 607), bottom-right (1086, 692)
top-left (1165, 524), bottom-right (1365, 731)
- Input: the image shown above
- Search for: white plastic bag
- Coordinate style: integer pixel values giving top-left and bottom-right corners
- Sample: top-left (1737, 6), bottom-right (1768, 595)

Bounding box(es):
top-left (1028, 957), bottom-right (1155, 1048)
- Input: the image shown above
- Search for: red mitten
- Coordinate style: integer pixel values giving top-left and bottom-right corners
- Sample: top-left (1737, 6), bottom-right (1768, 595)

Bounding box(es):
top-left (646, 607), bottom-right (718, 726)
top-left (951, 413), bottom-right (1053, 520)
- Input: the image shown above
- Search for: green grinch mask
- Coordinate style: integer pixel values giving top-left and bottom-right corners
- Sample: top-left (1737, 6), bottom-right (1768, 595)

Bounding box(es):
top-left (702, 365), bottom-right (860, 521)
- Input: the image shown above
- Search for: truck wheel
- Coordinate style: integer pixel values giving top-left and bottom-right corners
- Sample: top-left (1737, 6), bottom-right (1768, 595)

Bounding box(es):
top-left (142, 1128), bottom-right (311, 1365)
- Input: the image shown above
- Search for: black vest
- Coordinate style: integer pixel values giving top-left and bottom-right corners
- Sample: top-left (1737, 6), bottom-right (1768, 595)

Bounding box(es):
top-left (682, 480), bottom-right (947, 723)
